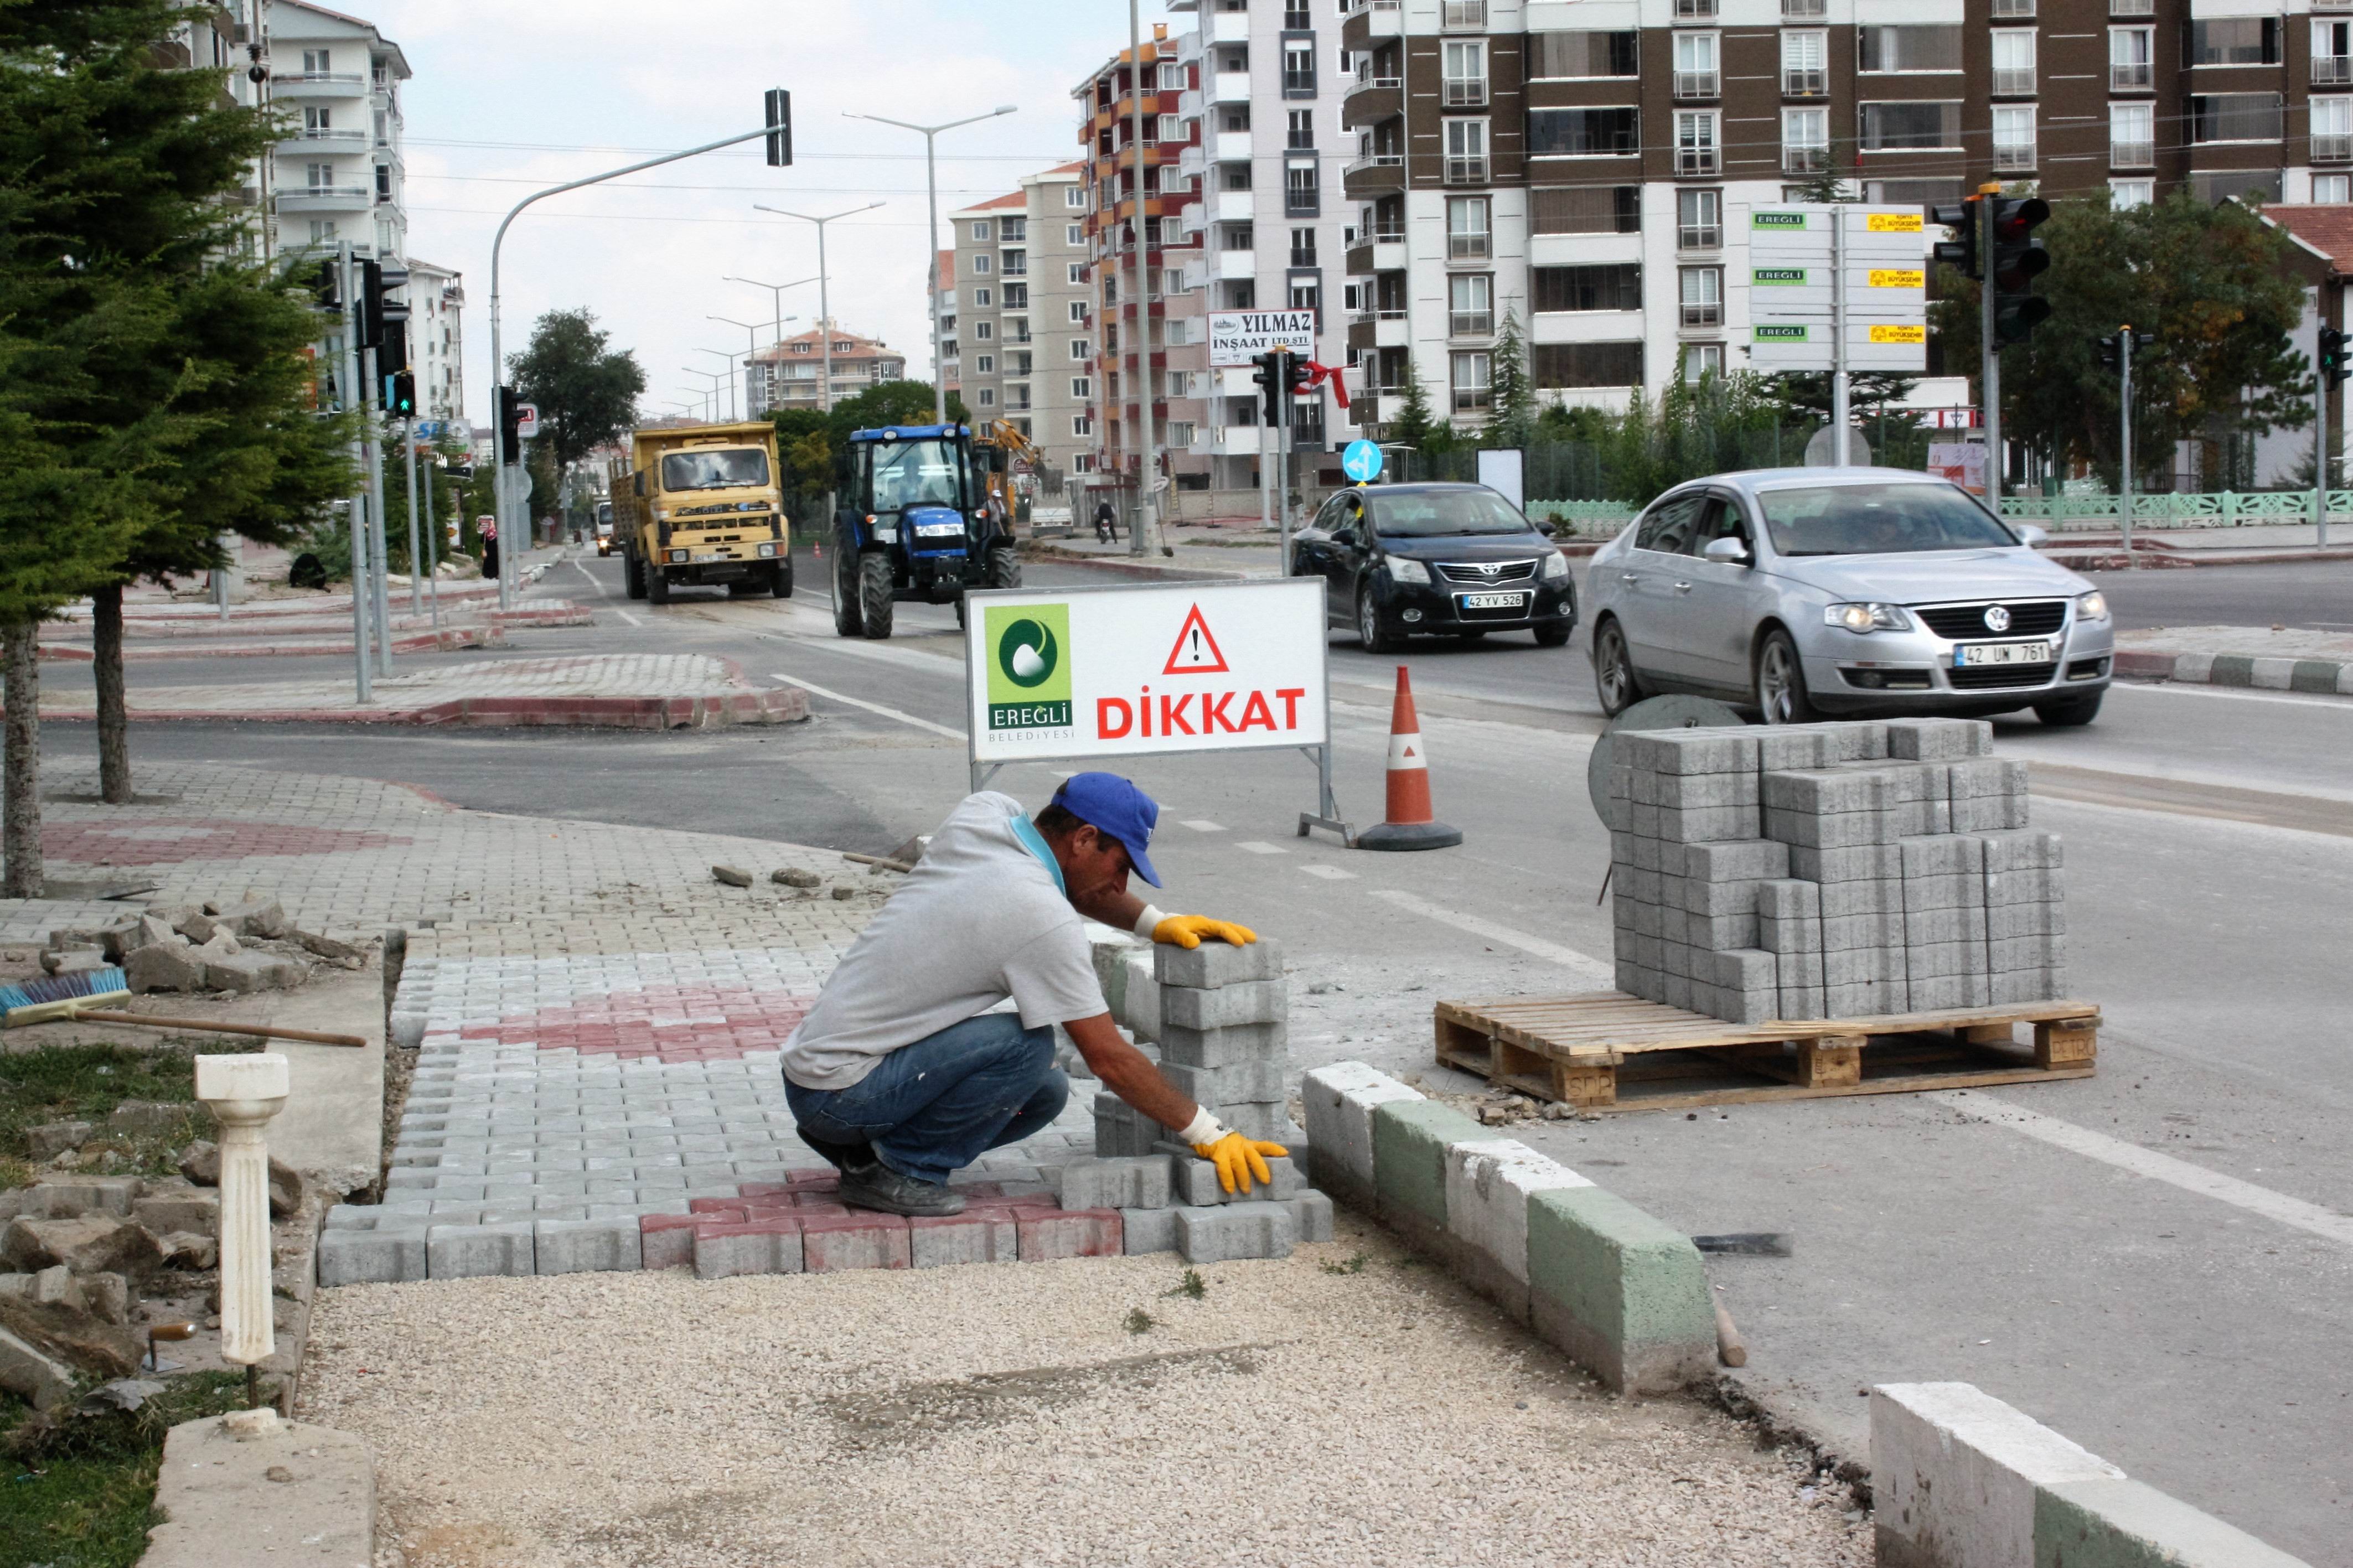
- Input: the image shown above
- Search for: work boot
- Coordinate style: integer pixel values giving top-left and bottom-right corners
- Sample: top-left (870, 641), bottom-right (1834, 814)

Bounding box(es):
top-left (796, 1127), bottom-right (878, 1176)
top-left (838, 1165), bottom-right (966, 1218)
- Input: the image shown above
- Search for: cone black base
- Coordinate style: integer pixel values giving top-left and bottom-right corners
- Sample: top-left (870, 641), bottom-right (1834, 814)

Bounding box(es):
top-left (1357, 820), bottom-right (1463, 852)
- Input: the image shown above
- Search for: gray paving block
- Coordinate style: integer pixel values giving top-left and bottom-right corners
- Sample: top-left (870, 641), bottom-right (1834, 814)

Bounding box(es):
top-left (1900, 834), bottom-right (1985, 878)
top-left (1656, 803), bottom-right (1763, 844)
top-left (1619, 728), bottom-right (1759, 776)
top-left (534, 1216), bottom-right (642, 1275)
top-left (1989, 932), bottom-right (2065, 971)
top-left (1987, 903), bottom-right (2066, 939)
top-left (323, 1204), bottom-right (376, 1231)
top-left (1762, 767), bottom-right (1890, 815)
top-left (1977, 829), bottom-right (2063, 871)
top-left (1159, 980), bottom-right (1285, 1031)
top-left (1120, 1205), bottom-right (1180, 1255)
top-left (1647, 769), bottom-right (1761, 810)
top-left (1818, 721), bottom-right (1891, 760)
top-left (427, 1221), bottom-right (535, 1279)
top-left (1221, 1101), bottom-right (1288, 1142)
top-left (1906, 973), bottom-right (1967, 1012)
top-left (317, 1228), bottom-right (427, 1287)
top-left (1822, 910), bottom-right (1906, 951)
top-left (1157, 1058), bottom-right (1289, 1108)
top-left (1983, 868), bottom-right (2063, 905)
top-left (1952, 793), bottom-right (2031, 832)
top-left (1681, 839), bottom-right (1791, 884)
top-left (1155, 1021), bottom-right (1286, 1069)
top-left (1822, 946), bottom-right (1904, 987)
top-left (1905, 906), bottom-right (1988, 946)
top-left (1885, 717), bottom-right (1994, 760)
top-left (1153, 938), bottom-right (1285, 987)
top-left (1699, 948), bottom-right (1777, 992)
top-left (1287, 1189), bottom-right (1336, 1244)
top-left (909, 1210), bottom-right (1017, 1268)
top-left (1175, 1200), bottom-right (1297, 1263)
top-left (693, 1222), bottom-right (804, 1279)
top-left (1764, 805), bottom-right (1895, 850)
top-left (1788, 842), bottom-right (1905, 883)
top-left (1055, 1155), bottom-right (1174, 1210)
top-left (1686, 911), bottom-right (1759, 950)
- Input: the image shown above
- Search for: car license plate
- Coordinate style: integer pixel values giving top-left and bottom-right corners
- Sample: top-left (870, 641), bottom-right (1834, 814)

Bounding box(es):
top-left (693, 551), bottom-right (732, 563)
top-left (1953, 640), bottom-right (2052, 667)
top-left (1461, 591), bottom-right (1529, 611)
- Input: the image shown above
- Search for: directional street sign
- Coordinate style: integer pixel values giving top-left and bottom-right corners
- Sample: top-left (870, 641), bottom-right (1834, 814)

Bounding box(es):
top-left (1341, 438), bottom-right (1384, 484)
top-left (1740, 204), bottom-right (1930, 374)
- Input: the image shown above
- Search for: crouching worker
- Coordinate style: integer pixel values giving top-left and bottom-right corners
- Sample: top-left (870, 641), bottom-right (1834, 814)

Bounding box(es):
top-left (779, 773), bottom-right (1286, 1217)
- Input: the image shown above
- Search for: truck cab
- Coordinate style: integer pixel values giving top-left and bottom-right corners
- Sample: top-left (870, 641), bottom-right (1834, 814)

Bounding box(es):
top-left (611, 422), bottom-right (790, 604)
top-left (831, 423), bottom-right (1020, 639)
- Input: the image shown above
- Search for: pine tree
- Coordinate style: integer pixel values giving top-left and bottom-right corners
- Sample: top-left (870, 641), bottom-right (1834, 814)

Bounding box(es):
top-left (1388, 353), bottom-right (1444, 466)
top-left (1482, 303), bottom-right (1536, 449)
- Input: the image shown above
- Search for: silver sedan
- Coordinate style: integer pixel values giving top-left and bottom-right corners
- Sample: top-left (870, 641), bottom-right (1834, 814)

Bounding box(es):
top-left (1585, 468), bottom-right (2115, 726)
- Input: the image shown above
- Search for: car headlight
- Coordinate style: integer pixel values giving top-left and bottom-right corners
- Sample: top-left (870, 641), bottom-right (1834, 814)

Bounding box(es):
top-left (653, 509), bottom-right (670, 521)
top-left (1539, 551), bottom-right (1569, 581)
top-left (668, 549), bottom-right (689, 564)
top-left (1824, 602), bottom-right (1914, 633)
top-left (1385, 556), bottom-right (1430, 585)
top-left (756, 542), bottom-right (777, 558)
top-left (2075, 590), bottom-right (2109, 623)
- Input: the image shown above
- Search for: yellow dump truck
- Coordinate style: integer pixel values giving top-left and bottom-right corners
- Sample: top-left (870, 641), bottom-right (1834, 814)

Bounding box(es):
top-left (607, 420), bottom-right (789, 604)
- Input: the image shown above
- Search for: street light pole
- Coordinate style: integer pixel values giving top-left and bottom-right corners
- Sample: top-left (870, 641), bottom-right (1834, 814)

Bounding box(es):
top-left (684, 368), bottom-right (725, 424)
top-left (1128, 0), bottom-right (1157, 558)
top-left (844, 106), bottom-right (1017, 426)
top-left (753, 202), bottom-right (885, 415)
top-left (723, 275), bottom-right (821, 415)
top-left (691, 349), bottom-right (737, 421)
top-left (489, 117), bottom-right (789, 613)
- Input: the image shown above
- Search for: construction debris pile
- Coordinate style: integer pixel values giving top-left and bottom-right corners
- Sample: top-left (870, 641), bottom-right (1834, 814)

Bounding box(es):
top-left (1606, 718), bottom-right (2067, 1023)
top-left (37, 896), bottom-right (365, 997)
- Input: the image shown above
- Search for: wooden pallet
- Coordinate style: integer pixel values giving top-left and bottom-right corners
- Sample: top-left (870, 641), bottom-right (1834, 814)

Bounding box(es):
top-left (1433, 992), bottom-right (2098, 1113)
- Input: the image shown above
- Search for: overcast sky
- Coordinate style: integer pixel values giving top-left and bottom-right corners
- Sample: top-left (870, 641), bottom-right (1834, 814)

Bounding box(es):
top-left (376, 0), bottom-right (1169, 426)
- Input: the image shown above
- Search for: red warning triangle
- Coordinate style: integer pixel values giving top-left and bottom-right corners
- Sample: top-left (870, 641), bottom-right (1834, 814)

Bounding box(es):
top-left (1162, 603), bottom-right (1230, 675)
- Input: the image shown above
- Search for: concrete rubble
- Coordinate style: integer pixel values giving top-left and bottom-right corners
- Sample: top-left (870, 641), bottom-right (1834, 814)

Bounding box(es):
top-left (35, 892), bottom-right (353, 997)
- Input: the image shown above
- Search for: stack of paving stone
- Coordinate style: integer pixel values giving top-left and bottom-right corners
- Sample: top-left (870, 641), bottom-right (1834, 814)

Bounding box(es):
top-left (1607, 718), bottom-right (2066, 1023)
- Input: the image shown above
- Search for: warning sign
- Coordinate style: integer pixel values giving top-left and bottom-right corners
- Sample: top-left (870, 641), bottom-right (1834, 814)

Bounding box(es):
top-left (1163, 604), bottom-right (1229, 675)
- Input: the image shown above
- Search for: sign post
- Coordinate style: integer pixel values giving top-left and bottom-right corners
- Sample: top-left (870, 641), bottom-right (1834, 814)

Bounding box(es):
top-left (1745, 205), bottom-right (1927, 456)
top-left (962, 579), bottom-right (1352, 843)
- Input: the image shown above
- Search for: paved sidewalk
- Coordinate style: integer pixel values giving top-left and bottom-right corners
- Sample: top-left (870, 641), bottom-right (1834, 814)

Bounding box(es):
top-left (2113, 624), bottom-right (2353, 692)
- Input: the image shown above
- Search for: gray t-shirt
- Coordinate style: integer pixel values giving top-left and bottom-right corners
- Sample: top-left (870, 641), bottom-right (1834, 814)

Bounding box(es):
top-left (781, 791), bottom-right (1108, 1091)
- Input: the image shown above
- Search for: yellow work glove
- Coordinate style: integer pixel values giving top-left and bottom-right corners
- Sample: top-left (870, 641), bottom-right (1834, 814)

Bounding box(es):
top-left (1190, 1130), bottom-right (1290, 1196)
top-left (1149, 914), bottom-right (1258, 950)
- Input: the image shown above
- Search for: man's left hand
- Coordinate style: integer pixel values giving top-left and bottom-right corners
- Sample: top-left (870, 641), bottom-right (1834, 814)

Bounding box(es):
top-left (1149, 914), bottom-right (1257, 950)
top-left (1191, 1130), bottom-right (1290, 1194)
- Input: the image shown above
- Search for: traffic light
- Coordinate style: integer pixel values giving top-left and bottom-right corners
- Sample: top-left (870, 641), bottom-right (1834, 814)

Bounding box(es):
top-left (2098, 327), bottom-right (2155, 375)
top-left (1253, 351), bottom-right (1288, 428)
top-left (764, 87), bottom-right (793, 168)
top-left (1928, 199), bottom-right (1980, 280)
top-left (1988, 196), bottom-right (2052, 348)
top-left (385, 372), bottom-right (416, 417)
top-left (497, 385), bottom-right (523, 458)
top-left (356, 260), bottom-right (408, 353)
top-left (302, 258), bottom-right (339, 313)
top-left (2321, 325), bottom-right (2350, 387)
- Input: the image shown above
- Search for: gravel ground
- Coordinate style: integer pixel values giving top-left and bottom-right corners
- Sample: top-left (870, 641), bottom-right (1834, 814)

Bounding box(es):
top-left (304, 1217), bottom-right (1870, 1568)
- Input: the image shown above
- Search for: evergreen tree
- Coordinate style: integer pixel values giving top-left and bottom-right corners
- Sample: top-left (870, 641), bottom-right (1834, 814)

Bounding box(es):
top-left (1386, 353), bottom-right (1449, 467)
top-left (1482, 303), bottom-right (1535, 449)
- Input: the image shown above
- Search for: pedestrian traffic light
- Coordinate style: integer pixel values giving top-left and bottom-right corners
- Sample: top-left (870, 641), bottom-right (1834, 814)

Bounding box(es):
top-left (497, 385), bottom-right (523, 458)
top-left (764, 87), bottom-right (793, 168)
top-left (386, 372), bottom-right (417, 417)
top-left (2321, 325), bottom-right (2350, 387)
top-left (1253, 351), bottom-right (1287, 428)
top-left (356, 260), bottom-right (408, 353)
top-left (1988, 196), bottom-right (2051, 348)
top-left (302, 258), bottom-right (339, 313)
top-left (1928, 199), bottom-right (1980, 280)
top-left (2097, 333), bottom-right (2122, 375)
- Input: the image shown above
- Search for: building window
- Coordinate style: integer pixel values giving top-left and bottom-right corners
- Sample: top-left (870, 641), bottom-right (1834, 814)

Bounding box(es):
top-left (1072, 377), bottom-right (1093, 399)
top-left (1289, 277), bottom-right (1320, 310)
top-left (1069, 301), bottom-right (1090, 323)
top-left (1674, 0), bottom-right (1716, 18)
top-left (1991, 30), bottom-right (2036, 96)
top-left (1531, 185), bottom-right (1641, 234)
top-left (1071, 339), bottom-right (1093, 360)
top-left (2188, 18), bottom-right (2279, 66)
top-left (1165, 268), bottom-right (1186, 293)
top-left (1287, 108), bottom-right (1314, 149)
top-left (1858, 26), bottom-right (1963, 73)
top-left (1160, 61), bottom-right (1186, 90)
top-left (971, 220), bottom-right (992, 241)
top-left (1532, 264), bottom-right (1643, 312)
top-left (1673, 33), bottom-right (1720, 99)
top-left (1289, 226), bottom-right (1317, 266)
top-left (303, 105), bottom-right (332, 132)
top-left (1859, 102), bottom-right (1962, 150)
top-left (1442, 0), bottom-right (1487, 26)
top-left (974, 321), bottom-right (993, 340)
top-left (1223, 164), bottom-right (1253, 191)
top-left (1528, 31), bottom-right (1637, 78)
top-left (306, 161), bottom-right (334, 189)
top-left (1067, 224), bottom-right (1085, 247)
top-left (1167, 420), bottom-right (1196, 446)
top-left (2314, 173), bottom-right (2350, 202)
top-left (1447, 196), bottom-right (1491, 258)
top-left (1679, 267), bottom-right (1723, 328)
top-left (2191, 93), bottom-right (2283, 143)
top-left (2314, 96), bottom-right (2353, 162)
top-left (1001, 249), bottom-right (1026, 276)
top-left (1992, 106), bottom-right (2037, 170)
top-left (1450, 274), bottom-right (1494, 335)
top-left (1284, 40), bottom-right (1316, 95)
top-left (2318, 22), bottom-right (2353, 86)
top-left (1222, 223), bottom-right (1254, 251)
top-left (2109, 178), bottom-right (2154, 206)
top-left (1450, 351), bottom-right (1492, 412)
top-left (2110, 28), bottom-right (2153, 91)
top-left (1442, 118), bottom-right (1489, 183)
top-left (307, 219), bottom-right (339, 245)
top-left (1285, 161), bottom-right (1320, 211)
top-left (1167, 370), bottom-right (1191, 398)
top-left (972, 254), bottom-right (992, 275)
top-left (2109, 102), bottom-right (2153, 167)
top-left (1067, 263), bottom-right (1085, 286)
top-left (1532, 341), bottom-right (1644, 388)
top-left (302, 48), bottom-right (331, 73)
top-left (1782, 31), bottom-right (1827, 96)
top-left (1444, 40), bottom-right (1489, 106)
top-left (977, 388), bottom-right (996, 406)
top-left (973, 287), bottom-right (992, 307)
top-left (1674, 111), bottom-right (1720, 174)
top-left (375, 164), bottom-right (392, 199)
top-left (1528, 107), bottom-right (1640, 156)
top-left (974, 355), bottom-right (995, 374)
top-left (1683, 344), bottom-right (1726, 381)
top-left (1004, 283), bottom-right (1029, 308)
top-left (1066, 187), bottom-right (1088, 210)
top-left (1678, 188), bottom-right (1721, 249)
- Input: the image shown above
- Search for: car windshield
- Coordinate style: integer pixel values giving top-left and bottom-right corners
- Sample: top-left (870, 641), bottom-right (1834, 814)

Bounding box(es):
top-left (1368, 490), bottom-right (1529, 537)
top-left (1756, 483), bottom-right (2018, 557)
top-left (661, 447), bottom-right (769, 492)
top-left (870, 438), bottom-right (965, 513)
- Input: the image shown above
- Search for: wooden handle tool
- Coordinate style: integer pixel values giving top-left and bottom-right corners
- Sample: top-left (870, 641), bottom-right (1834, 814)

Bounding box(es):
top-left (71, 1010), bottom-right (367, 1048)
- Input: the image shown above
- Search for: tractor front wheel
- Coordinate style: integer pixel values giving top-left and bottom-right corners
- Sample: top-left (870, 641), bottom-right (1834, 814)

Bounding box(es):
top-left (856, 553), bottom-right (895, 640)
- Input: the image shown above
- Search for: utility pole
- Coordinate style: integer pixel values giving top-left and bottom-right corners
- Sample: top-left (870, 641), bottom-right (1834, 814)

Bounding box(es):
top-left (402, 421), bottom-right (422, 614)
top-left (1978, 184), bottom-right (2001, 503)
top-left (1830, 205), bottom-right (1850, 466)
top-left (337, 242), bottom-right (371, 703)
top-left (360, 339), bottom-right (392, 676)
top-left (422, 443), bottom-right (441, 631)
top-left (2316, 322), bottom-right (2346, 548)
top-left (2118, 328), bottom-right (2134, 562)
top-left (1128, 0), bottom-right (1155, 557)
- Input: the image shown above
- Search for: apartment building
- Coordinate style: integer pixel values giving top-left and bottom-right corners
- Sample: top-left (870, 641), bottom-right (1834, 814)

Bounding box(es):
top-left (406, 258), bottom-right (466, 422)
top-left (945, 163), bottom-right (1095, 480)
top-left (938, 249), bottom-right (961, 396)
top-left (1339, 0), bottom-right (2353, 433)
top-left (265, 0), bottom-right (410, 266)
top-left (748, 323), bottom-right (907, 415)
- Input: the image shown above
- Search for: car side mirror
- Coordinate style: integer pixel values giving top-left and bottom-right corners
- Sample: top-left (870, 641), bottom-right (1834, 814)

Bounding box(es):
top-left (2016, 523), bottom-right (2049, 548)
top-left (1702, 536), bottom-right (1751, 565)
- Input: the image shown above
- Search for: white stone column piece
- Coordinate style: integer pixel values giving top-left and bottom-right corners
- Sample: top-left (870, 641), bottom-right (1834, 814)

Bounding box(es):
top-left (195, 1053), bottom-right (289, 1369)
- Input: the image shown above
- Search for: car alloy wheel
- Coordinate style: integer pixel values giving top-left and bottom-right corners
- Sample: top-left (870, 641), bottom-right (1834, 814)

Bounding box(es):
top-left (1755, 630), bottom-right (1817, 725)
top-left (1594, 619), bottom-right (1637, 715)
top-left (1357, 586), bottom-right (1400, 654)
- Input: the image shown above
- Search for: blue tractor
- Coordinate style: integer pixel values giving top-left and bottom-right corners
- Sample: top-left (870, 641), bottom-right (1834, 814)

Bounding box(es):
top-left (832, 423), bottom-right (1020, 639)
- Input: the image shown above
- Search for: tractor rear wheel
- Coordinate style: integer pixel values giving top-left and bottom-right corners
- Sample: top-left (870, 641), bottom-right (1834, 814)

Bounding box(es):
top-left (986, 545), bottom-right (1021, 590)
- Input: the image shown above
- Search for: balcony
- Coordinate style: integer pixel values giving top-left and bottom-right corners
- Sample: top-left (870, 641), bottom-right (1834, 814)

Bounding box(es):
top-left (1209, 8), bottom-right (1249, 43)
top-left (273, 71), bottom-right (366, 97)
top-left (1783, 144), bottom-right (1828, 173)
top-left (1344, 78), bottom-right (1402, 129)
top-left (1449, 308), bottom-right (1493, 337)
top-left (1783, 68), bottom-right (1826, 96)
top-left (1443, 78), bottom-right (1490, 108)
top-left (1674, 0), bottom-right (1718, 17)
top-left (1782, 0), bottom-right (1825, 14)
top-left (1679, 219), bottom-right (1721, 249)
top-left (1992, 68), bottom-right (2036, 96)
top-left (1992, 0), bottom-right (2035, 14)
top-left (1207, 188), bottom-right (1254, 223)
top-left (1681, 300), bottom-right (1722, 328)
top-left (1440, 0), bottom-right (1485, 26)
top-left (1375, 309), bottom-right (1411, 348)
top-left (1343, 235), bottom-right (1407, 275)
top-left (2109, 0), bottom-right (2151, 13)
top-left (279, 127), bottom-right (365, 148)
top-left (1344, 152), bottom-right (1407, 197)
top-left (2316, 133), bottom-right (2353, 161)
top-left (1213, 129), bottom-right (1252, 161)
top-left (1675, 146), bottom-right (1720, 175)
top-left (1993, 139), bottom-right (2037, 172)
top-left (2109, 139), bottom-right (2153, 167)
top-left (2110, 61), bottom-right (2153, 90)
top-left (1209, 71), bottom-right (1250, 105)
top-left (1442, 155), bottom-right (1488, 185)
top-left (278, 185), bottom-right (373, 211)
top-left (2316, 55), bottom-right (2353, 85)
top-left (1673, 70), bottom-right (1721, 100)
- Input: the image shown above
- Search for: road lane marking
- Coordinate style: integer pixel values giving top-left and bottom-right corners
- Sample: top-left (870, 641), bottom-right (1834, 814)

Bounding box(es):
top-left (569, 561), bottom-right (610, 598)
top-left (612, 608), bottom-right (643, 628)
top-left (1182, 820), bottom-right (1227, 833)
top-left (1235, 841), bottom-right (1288, 856)
top-left (1928, 1090), bottom-right (2353, 1249)
top-left (767, 674), bottom-right (964, 741)
top-left (1300, 864), bottom-right (1357, 881)
top-left (1369, 889), bottom-right (1616, 987)
top-left (2116, 681), bottom-right (2353, 711)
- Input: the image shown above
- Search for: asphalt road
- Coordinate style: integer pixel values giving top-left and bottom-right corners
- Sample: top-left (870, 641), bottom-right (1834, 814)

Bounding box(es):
top-left (2078, 557), bottom-right (2353, 632)
top-left (39, 546), bottom-right (2353, 1560)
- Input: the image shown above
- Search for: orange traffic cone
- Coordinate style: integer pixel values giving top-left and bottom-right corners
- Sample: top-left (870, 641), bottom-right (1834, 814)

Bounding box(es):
top-left (1357, 666), bottom-right (1463, 851)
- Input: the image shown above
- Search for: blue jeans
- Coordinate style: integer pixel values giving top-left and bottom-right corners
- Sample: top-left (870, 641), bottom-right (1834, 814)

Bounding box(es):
top-left (784, 1011), bottom-right (1069, 1186)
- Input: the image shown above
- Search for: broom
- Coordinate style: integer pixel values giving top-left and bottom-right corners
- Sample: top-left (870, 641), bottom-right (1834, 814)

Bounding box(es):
top-left (0, 966), bottom-right (366, 1047)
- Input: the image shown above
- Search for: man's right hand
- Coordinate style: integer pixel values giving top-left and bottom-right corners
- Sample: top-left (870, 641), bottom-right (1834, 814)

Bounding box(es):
top-left (1149, 914), bottom-right (1257, 950)
top-left (1192, 1130), bottom-right (1289, 1195)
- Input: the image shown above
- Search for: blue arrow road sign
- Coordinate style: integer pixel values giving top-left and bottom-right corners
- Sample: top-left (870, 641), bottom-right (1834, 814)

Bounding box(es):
top-left (1341, 439), bottom-right (1384, 484)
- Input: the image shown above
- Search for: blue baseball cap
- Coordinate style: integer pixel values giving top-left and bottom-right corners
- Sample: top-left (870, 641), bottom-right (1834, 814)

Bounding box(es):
top-left (1049, 773), bottom-right (1162, 888)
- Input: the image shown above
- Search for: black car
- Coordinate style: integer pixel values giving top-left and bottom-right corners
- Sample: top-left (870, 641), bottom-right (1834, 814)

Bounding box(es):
top-left (1291, 482), bottom-right (1577, 652)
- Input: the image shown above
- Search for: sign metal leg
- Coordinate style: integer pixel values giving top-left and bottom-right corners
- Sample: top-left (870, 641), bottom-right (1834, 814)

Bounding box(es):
top-left (1296, 743), bottom-right (1354, 846)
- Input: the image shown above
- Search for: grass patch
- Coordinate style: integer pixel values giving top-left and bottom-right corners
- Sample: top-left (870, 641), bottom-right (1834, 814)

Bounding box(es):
top-left (1321, 1252), bottom-right (1370, 1276)
top-left (0, 1043), bottom-right (206, 1187)
top-left (0, 1372), bottom-right (248, 1568)
top-left (1165, 1269), bottom-right (1207, 1301)
top-left (1123, 1307), bottom-right (1156, 1335)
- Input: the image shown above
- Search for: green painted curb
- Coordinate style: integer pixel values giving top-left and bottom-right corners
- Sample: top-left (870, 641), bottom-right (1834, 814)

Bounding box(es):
top-left (1527, 1186), bottom-right (1715, 1355)
top-left (1369, 1099), bottom-right (1482, 1227)
top-left (2289, 659), bottom-right (2340, 694)
top-left (2036, 1477), bottom-right (2311, 1568)
top-left (2208, 654), bottom-right (2256, 686)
